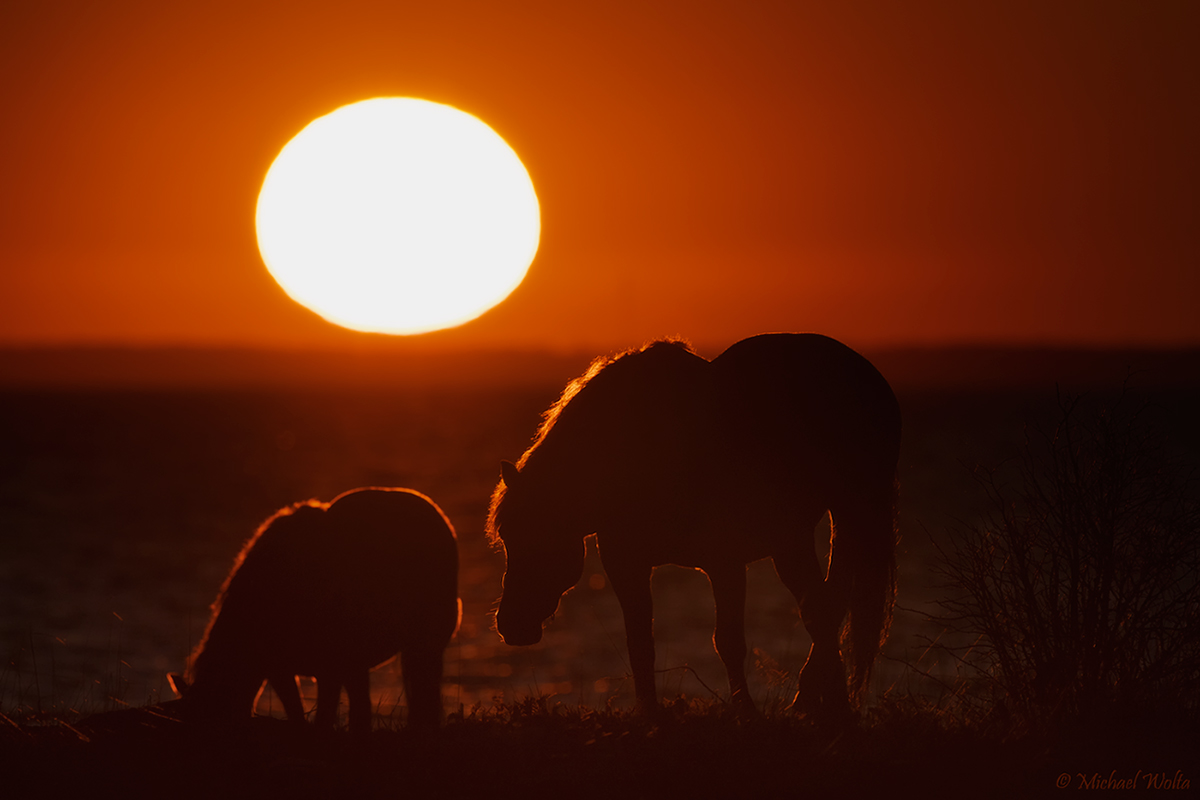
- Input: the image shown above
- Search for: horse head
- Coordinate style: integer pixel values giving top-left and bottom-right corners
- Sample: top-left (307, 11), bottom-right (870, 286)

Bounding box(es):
top-left (167, 669), bottom-right (265, 725)
top-left (491, 460), bottom-right (586, 646)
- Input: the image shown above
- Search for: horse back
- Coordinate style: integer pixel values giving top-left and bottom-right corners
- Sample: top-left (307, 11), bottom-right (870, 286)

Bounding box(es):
top-left (536, 342), bottom-right (715, 525)
top-left (712, 333), bottom-right (901, 495)
top-left (202, 488), bottom-right (458, 678)
top-left (309, 488), bottom-right (459, 659)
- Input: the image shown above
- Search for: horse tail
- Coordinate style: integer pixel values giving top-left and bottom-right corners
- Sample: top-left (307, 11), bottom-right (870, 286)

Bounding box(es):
top-left (832, 476), bottom-right (898, 709)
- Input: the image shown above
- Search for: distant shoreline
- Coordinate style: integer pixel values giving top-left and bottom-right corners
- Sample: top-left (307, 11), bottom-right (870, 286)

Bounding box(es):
top-left (0, 344), bottom-right (1196, 391)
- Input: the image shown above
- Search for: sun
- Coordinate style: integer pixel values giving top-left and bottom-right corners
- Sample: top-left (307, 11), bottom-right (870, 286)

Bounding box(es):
top-left (255, 98), bottom-right (540, 335)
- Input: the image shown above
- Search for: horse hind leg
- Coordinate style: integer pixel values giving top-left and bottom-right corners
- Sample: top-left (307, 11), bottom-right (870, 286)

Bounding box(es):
top-left (345, 668), bottom-right (373, 735)
top-left (268, 673), bottom-right (306, 723)
top-left (796, 580), bottom-right (851, 722)
top-left (827, 491), bottom-right (897, 711)
top-left (401, 646), bottom-right (446, 730)
top-left (772, 531), bottom-right (850, 720)
top-left (314, 672), bottom-right (344, 730)
top-left (707, 563), bottom-right (754, 711)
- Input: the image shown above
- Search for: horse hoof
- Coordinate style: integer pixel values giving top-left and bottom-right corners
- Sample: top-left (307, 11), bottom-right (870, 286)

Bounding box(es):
top-left (788, 689), bottom-right (818, 716)
top-left (730, 690), bottom-right (759, 717)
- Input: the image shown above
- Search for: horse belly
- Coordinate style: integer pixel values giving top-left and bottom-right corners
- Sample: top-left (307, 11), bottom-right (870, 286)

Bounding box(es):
top-left (701, 490), bottom-right (821, 563)
top-left (604, 502), bottom-right (781, 570)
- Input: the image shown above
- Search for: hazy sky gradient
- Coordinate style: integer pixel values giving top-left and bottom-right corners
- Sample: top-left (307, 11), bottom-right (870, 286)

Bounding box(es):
top-left (3, 0), bottom-right (1197, 352)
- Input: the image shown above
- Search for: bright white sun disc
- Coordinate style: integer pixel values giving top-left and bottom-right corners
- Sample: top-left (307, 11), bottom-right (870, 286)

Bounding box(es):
top-left (256, 98), bottom-right (540, 334)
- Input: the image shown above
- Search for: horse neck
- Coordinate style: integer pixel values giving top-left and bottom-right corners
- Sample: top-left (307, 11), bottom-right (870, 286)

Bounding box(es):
top-left (185, 654), bottom-right (262, 719)
top-left (522, 344), bottom-right (708, 527)
top-left (529, 388), bottom-right (632, 493)
top-left (188, 601), bottom-right (264, 690)
top-left (520, 445), bottom-right (603, 533)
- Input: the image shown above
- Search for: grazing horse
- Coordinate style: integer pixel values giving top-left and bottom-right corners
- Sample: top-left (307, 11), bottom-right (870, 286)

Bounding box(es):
top-left (170, 487), bottom-right (461, 733)
top-left (488, 333), bottom-right (900, 717)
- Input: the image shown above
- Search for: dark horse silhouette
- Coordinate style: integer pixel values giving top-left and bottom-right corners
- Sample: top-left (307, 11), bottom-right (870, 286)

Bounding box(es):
top-left (170, 487), bottom-right (461, 732)
top-left (488, 333), bottom-right (900, 716)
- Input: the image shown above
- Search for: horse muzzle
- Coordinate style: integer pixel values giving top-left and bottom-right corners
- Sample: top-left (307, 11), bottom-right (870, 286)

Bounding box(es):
top-left (498, 627), bottom-right (543, 647)
top-left (495, 608), bottom-right (546, 646)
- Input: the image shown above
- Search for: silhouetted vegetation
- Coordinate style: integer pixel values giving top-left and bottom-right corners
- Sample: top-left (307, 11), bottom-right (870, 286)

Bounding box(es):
top-left (935, 390), bottom-right (1200, 729)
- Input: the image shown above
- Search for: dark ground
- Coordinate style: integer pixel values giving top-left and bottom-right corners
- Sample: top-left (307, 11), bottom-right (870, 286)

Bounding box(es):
top-left (3, 698), bottom-right (1197, 799)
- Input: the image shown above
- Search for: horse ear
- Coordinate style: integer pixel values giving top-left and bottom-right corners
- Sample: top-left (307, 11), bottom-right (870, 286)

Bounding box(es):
top-left (501, 460), bottom-right (521, 488)
top-left (168, 672), bottom-right (190, 698)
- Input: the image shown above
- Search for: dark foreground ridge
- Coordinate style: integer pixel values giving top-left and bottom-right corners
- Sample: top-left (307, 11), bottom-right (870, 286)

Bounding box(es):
top-left (4, 697), bottom-right (1196, 800)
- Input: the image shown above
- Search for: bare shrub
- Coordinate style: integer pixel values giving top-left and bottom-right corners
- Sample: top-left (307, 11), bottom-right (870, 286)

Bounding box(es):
top-left (936, 391), bottom-right (1200, 726)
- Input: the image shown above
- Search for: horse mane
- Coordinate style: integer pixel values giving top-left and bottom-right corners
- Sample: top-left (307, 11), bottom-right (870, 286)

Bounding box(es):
top-left (486, 338), bottom-right (695, 546)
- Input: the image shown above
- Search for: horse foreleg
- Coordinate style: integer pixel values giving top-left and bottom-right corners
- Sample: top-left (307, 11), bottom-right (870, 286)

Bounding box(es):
top-left (707, 564), bottom-right (753, 710)
top-left (345, 668), bottom-right (372, 736)
top-left (607, 562), bottom-right (657, 712)
top-left (268, 673), bottom-right (305, 723)
top-left (314, 672), bottom-right (343, 730)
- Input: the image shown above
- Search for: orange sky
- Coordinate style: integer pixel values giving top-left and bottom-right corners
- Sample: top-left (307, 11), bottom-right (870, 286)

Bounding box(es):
top-left (2, 0), bottom-right (1197, 353)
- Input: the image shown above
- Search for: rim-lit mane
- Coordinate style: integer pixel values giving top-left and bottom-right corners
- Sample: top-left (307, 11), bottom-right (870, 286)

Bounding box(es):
top-left (485, 338), bottom-right (693, 547)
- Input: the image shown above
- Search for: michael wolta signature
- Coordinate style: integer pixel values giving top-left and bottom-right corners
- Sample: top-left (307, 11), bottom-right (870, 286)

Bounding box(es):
top-left (1056, 770), bottom-right (1190, 790)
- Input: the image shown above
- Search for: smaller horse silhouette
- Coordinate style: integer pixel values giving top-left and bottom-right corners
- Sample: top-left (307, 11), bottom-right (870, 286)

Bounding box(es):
top-left (169, 487), bottom-right (460, 733)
